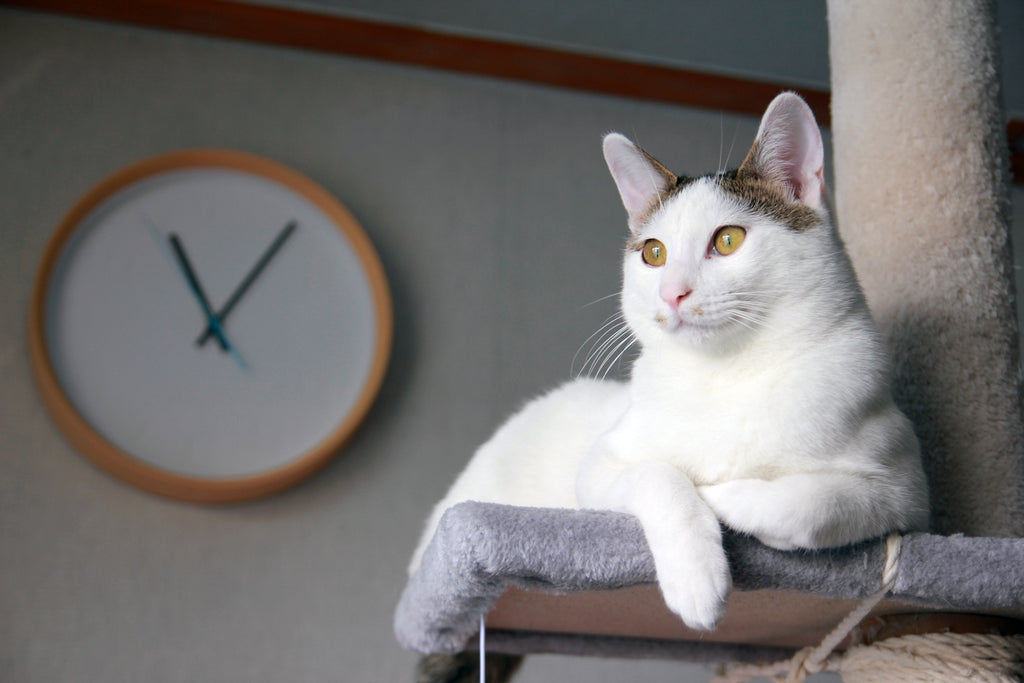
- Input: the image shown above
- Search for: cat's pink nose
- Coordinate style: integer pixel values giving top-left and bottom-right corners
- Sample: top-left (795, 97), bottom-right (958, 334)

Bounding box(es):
top-left (661, 288), bottom-right (692, 309)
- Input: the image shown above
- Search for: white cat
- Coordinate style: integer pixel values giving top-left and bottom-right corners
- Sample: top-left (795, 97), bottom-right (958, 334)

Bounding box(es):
top-left (409, 92), bottom-right (929, 631)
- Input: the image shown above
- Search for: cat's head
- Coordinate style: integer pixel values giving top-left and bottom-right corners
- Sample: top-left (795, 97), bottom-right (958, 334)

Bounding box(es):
top-left (604, 92), bottom-right (834, 353)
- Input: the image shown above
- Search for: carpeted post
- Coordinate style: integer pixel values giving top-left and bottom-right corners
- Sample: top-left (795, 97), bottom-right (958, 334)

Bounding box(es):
top-left (827, 0), bottom-right (1024, 536)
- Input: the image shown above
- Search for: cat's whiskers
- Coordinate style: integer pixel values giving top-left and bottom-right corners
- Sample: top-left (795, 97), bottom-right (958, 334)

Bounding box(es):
top-left (583, 324), bottom-right (633, 379)
top-left (582, 325), bottom-right (633, 379)
top-left (795, 248), bottom-right (848, 263)
top-left (576, 311), bottom-right (625, 352)
top-left (695, 293), bottom-right (775, 318)
top-left (701, 291), bottom-right (774, 304)
top-left (683, 291), bottom-right (777, 337)
top-left (728, 308), bottom-right (770, 333)
top-left (582, 328), bottom-right (628, 376)
top-left (716, 117), bottom-right (740, 176)
top-left (717, 115), bottom-right (725, 176)
top-left (732, 302), bottom-right (785, 337)
top-left (581, 292), bottom-right (621, 308)
top-left (597, 333), bottom-right (638, 381)
top-left (724, 122), bottom-right (739, 175)
top-left (573, 312), bottom-right (630, 378)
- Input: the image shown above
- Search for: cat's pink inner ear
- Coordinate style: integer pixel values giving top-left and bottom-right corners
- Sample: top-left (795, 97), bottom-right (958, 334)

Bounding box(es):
top-left (751, 93), bottom-right (825, 209)
top-left (603, 133), bottom-right (675, 231)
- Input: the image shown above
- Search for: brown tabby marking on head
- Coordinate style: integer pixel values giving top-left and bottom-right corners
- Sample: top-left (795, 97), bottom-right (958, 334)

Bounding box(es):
top-left (627, 141), bottom-right (819, 236)
top-left (717, 172), bottom-right (821, 232)
top-left (721, 139), bottom-right (822, 231)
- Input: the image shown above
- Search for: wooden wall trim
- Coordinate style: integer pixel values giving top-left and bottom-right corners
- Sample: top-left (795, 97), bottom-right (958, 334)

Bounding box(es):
top-left (2, 0), bottom-right (831, 120)
top-left (4, 0), bottom-right (1022, 183)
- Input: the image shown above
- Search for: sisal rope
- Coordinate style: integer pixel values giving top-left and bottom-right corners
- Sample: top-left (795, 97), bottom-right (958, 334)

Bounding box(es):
top-left (711, 533), bottom-right (1024, 682)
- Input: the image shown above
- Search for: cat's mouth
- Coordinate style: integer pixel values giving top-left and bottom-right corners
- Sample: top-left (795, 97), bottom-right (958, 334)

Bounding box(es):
top-left (654, 304), bottom-right (735, 338)
top-left (655, 308), bottom-right (709, 329)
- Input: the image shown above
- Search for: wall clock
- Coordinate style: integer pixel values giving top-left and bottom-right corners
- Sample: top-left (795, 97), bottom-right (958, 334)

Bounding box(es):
top-left (29, 149), bottom-right (393, 503)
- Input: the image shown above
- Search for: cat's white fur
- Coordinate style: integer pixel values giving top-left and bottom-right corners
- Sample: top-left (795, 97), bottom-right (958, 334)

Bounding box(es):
top-left (409, 93), bottom-right (929, 631)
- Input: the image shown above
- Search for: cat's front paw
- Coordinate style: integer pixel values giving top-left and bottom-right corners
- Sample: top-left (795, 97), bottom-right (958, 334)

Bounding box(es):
top-left (654, 537), bottom-right (731, 631)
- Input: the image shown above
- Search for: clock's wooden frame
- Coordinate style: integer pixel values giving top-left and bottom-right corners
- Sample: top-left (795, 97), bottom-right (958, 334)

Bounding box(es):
top-left (28, 149), bottom-right (393, 503)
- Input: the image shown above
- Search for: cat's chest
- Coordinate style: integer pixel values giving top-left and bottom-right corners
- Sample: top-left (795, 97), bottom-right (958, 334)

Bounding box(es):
top-left (623, 349), bottom-right (833, 483)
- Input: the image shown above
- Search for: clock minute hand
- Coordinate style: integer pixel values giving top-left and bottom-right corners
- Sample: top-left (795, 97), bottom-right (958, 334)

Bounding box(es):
top-left (196, 220), bottom-right (297, 347)
top-left (167, 233), bottom-right (234, 353)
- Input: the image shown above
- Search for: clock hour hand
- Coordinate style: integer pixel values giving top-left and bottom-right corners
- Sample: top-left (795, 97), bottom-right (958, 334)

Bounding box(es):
top-left (196, 220), bottom-right (297, 347)
top-left (167, 233), bottom-right (235, 353)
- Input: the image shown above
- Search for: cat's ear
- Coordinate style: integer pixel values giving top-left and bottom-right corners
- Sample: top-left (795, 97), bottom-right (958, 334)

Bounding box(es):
top-left (739, 92), bottom-right (825, 209)
top-left (603, 133), bottom-right (677, 234)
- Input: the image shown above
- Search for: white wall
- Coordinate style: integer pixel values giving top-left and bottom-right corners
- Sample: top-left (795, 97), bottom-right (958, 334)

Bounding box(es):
top-left (0, 8), bottom-right (755, 682)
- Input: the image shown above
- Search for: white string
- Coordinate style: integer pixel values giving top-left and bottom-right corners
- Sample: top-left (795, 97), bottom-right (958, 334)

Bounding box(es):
top-left (479, 613), bottom-right (486, 682)
top-left (713, 532), bottom-right (904, 683)
top-left (797, 532), bottom-right (903, 672)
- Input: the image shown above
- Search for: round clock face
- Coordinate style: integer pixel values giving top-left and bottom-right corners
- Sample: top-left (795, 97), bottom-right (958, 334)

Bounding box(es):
top-left (29, 150), bottom-right (392, 502)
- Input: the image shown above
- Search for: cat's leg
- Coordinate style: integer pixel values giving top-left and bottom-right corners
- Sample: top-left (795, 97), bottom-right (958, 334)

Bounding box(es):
top-left (576, 447), bottom-right (731, 630)
top-left (697, 468), bottom-right (927, 550)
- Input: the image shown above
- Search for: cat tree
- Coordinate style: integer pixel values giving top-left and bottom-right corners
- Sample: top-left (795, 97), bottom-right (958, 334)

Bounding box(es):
top-left (396, 0), bottom-right (1024, 679)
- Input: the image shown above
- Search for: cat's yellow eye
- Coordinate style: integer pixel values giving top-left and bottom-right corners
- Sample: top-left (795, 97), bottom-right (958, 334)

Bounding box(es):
top-left (642, 238), bottom-right (667, 266)
top-left (713, 225), bottom-right (746, 256)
